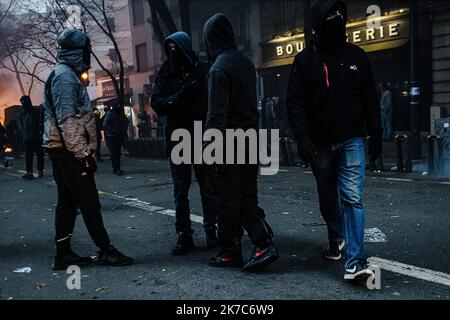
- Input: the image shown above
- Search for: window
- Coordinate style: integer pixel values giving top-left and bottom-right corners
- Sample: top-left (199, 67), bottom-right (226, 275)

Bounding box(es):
top-left (132, 0), bottom-right (145, 26)
top-left (136, 43), bottom-right (148, 72)
top-left (106, 16), bottom-right (115, 33)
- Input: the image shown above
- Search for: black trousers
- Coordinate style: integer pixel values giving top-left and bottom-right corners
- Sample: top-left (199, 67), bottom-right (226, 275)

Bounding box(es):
top-left (106, 136), bottom-right (122, 170)
top-left (24, 139), bottom-right (44, 173)
top-left (50, 153), bottom-right (110, 251)
top-left (169, 161), bottom-right (218, 235)
top-left (213, 164), bottom-right (269, 254)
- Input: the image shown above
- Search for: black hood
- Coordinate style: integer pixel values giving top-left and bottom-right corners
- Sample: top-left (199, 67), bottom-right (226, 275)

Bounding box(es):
top-left (164, 31), bottom-right (197, 67)
top-left (312, 0), bottom-right (347, 50)
top-left (20, 95), bottom-right (33, 112)
top-left (203, 13), bottom-right (237, 61)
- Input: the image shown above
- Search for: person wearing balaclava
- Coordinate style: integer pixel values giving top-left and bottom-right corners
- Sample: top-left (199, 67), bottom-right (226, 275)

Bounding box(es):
top-left (151, 31), bottom-right (219, 255)
top-left (286, 0), bottom-right (382, 281)
top-left (19, 95), bottom-right (45, 179)
top-left (43, 29), bottom-right (133, 270)
top-left (203, 13), bottom-right (279, 272)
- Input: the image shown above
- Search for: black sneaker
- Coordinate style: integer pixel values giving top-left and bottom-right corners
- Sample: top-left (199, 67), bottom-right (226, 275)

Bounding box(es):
top-left (22, 172), bottom-right (34, 180)
top-left (97, 246), bottom-right (133, 266)
top-left (172, 233), bottom-right (195, 256)
top-left (205, 228), bottom-right (219, 249)
top-left (242, 243), bottom-right (279, 272)
top-left (52, 251), bottom-right (93, 271)
top-left (3, 161), bottom-right (9, 168)
top-left (209, 251), bottom-right (244, 268)
top-left (38, 171), bottom-right (44, 178)
top-left (324, 240), bottom-right (345, 261)
top-left (344, 261), bottom-right (374, 281)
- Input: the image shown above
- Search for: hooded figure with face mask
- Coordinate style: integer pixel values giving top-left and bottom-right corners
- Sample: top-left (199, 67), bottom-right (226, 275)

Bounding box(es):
top-left (286, 0), bottom-right (382, 281)
top-left (19, 95), bottom-right (44, 179)
top-left (203, 13), bottom-right (279, 272)
top-left (151, 31), bottom-right (219, 255)
top-left (43, 29), bottom-right (133, 270)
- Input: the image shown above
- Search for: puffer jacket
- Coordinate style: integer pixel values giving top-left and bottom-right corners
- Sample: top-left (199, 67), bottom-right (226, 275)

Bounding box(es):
top-left (43, 29), bottom-right (96, 159)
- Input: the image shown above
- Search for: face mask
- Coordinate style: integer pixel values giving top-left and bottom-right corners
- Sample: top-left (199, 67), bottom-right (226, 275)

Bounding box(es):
top-left (322, 14), bottom-right (346, 39)
top-left (168, 47), bottom-right (187, 67)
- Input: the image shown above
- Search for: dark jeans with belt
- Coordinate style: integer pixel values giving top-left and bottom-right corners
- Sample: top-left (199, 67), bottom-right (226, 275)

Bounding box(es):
top-left (213, 164), bottom-right (270, 255)
top-left (24, 139), bottom-right (44, 173)
top-left (50, 150), bottom-right (110, 251)
top-left (169, 161), bottom-right (218, 235)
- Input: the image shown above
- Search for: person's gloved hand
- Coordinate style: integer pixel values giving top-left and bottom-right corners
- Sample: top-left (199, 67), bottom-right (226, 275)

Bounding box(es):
top-left (368, 132), bottom-right (383, 162)
top-left (79, 154), bottom-right (97, 174)
top-left (296, 136), bottom-right (318, 164)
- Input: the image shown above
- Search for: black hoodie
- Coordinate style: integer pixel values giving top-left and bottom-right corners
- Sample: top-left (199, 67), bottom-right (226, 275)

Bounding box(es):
top-left (203, 13), bottom-right (259, 132)
top-left (151, 32), bottom-right (208, 156)
top-left (20, 95), bottom-right (42, 143)
top-left (286, 0), bottom-right (381, 145)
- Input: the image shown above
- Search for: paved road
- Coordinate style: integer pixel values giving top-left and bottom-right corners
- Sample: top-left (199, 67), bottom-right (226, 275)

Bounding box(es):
top-left (0, 155), bottom-right (449, 300)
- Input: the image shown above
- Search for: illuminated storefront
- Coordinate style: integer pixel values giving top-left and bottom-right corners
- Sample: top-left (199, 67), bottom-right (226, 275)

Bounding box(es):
top-left (258, 7), bottom-right (432, 131)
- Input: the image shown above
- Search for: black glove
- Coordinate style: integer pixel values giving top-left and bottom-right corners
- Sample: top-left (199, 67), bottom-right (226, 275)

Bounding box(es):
top-left (368, 133), bottom-right (383, 162)
top-left (79, 155), bottom-right (97, 174)
top-left (296, 137), bottom-right (318, 164)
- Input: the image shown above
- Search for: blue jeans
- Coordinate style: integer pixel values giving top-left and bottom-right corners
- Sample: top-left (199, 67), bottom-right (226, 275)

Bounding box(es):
top-left (311, 137), bottom-right (367, 268)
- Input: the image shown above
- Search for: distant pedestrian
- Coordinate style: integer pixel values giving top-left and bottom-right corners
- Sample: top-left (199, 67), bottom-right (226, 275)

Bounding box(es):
top-left (20, 96), bottom-right (44, 179)
top-left (380, 82), bottom-right (393, 141)
top-left (103, 104), bottom-right (128, 175)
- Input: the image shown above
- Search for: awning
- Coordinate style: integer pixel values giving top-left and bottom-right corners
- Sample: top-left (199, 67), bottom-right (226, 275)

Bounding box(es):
top-left (91, 94), bottom-right (131, 107)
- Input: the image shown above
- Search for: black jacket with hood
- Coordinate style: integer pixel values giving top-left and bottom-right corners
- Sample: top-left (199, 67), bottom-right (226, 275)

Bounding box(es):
top-left (286, 0), bottom-right (381, 145)
top-left (20, 96), bottom-right (43, 143)
top-left (151, 32), bottom-right (208, 155)
top-left (203, 13), bottom-right (259, 133)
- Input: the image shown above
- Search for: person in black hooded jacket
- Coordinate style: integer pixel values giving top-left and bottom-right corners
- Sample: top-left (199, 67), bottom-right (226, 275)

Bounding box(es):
top-left (151, 31), bottom-right (219, 255)
top-left (20, 96), bottom-right (45, 179)
top-left (286, 0), bottom-right (382, 281)
top-left (203, 13), bottom-right (279, 272)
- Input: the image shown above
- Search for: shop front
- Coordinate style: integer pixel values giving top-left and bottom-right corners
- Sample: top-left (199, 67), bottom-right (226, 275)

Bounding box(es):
top-left (258, 8), bottom-right (432, 133)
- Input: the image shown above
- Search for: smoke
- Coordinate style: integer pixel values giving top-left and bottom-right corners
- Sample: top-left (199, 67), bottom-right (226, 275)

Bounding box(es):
top-left (0, 72), bottom-right (20, 124)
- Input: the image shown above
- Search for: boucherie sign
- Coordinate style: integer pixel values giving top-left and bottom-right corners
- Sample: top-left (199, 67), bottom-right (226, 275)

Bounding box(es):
top-left (260, 10), bottom-right (409, 68)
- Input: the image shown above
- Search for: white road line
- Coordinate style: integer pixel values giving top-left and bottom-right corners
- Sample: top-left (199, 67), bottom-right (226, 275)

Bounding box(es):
top-left (368, 257), bottom-right (450, 287)
top-left (440, 182), bottom-right (450, 185)
top-left (384, 178), bottom-right (414, 182)
top-left (102, 192), bottom-right (205, 224)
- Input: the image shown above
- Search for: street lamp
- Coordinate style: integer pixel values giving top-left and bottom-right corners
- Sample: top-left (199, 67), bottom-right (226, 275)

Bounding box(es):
top-left (81, 71), bottom-right (90, 86)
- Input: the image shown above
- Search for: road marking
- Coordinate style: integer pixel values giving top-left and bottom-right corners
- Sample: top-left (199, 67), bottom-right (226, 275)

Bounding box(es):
top-left (384, 178), bottom-right (414, 182)
top-left (368, 257), bottom-right (450, 287)
top-left (102, 192), bottom-right (204, 224)
top-left (440, 182), bottom-right (450, 185)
